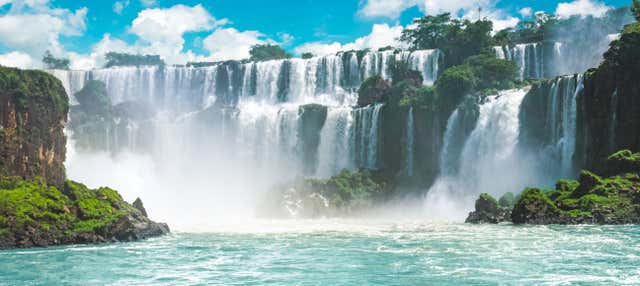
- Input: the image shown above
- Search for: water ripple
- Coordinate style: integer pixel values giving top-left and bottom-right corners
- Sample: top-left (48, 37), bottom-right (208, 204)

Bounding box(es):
top-left (1, 222), bottom-right (639, 285)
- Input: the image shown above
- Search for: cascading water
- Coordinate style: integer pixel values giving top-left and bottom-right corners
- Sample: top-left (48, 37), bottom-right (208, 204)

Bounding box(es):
top-left (609, 89), bottom-right (619, 153)
top-left (424, 89), bottom-right (531, 220)
top-left (405, 107), bottom-right (415, 177)
top-left (547, 74), bottom-right (584, 177)
top-left (352, 104), bottom-right (384, 170)
top-left (494, 43), bottom-right (546, 80)
top-left (51, 49), bottom-right (441, 227)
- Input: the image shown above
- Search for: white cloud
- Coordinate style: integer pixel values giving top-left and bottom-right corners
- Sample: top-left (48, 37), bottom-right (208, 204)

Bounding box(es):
top-left (278, 32), bottom-right (295, 47)
top-left (359, 0), bottom-right (499, 19)
top-left (294, 23), bottom-right (404, 56)
top-left (130, 4), bottom-right (224, 45)
top-left (7, 0), bottom-right (50, 12)
top-left (139, 0), bottom-right (156, 7)
top-left (555, 0), bottom-right (610, 18)
top-left (359, 0), bottom-right (416, 19)
top-left (0, 51), bottom-right (33, 68)
top-left (294, 42), bottom-right (343, 57)
top-left (0, 1), bottom-right (87, 68)
top-left (124, 4), bottom-right (229, 64)
top-left (358, 0), bottom-right (518, 33)
top-left (519, 7), bottom-right (532, 17)
top-left (418, 0), bottom-right (492, 16)
top-left (113, 0), bottom-right (129, 15)
top-left (203, 28), bottom-right (266, 61)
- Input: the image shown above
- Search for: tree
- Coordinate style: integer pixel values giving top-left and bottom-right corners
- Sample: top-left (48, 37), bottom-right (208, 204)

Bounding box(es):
top-left (400, 13), bottom-right (493, 66)
top-left (435, 65), bottom-right (476, 109)
top-left (301, 52), bottom-right (314, 59)
top-left (249, 45), bottom-right (291, 61)
top-left (464, 52), bottom-right (518, 90)
top-left (400, 13), bottom-right (452, 50)
top-left (74, 80), bottom-right (111, 116)
top-left (42, 51), bottom-right (70, 70)
top-left (104, 52), bottom-right (164, 68)
top-left (633, 0), bottom-right (640, 21)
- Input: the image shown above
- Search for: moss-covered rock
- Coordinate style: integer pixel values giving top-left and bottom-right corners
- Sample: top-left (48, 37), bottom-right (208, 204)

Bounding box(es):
top-left (511, 188), bottom-right (562, 224)
top-left (511, 150), bottom-right (640, 224)
top-left (575, 22), bottom-right (640, 170)
top-left (0, 67), bottom-right (68, 187)
top-left (357, 76), bottom-right (391, 107)
top-left (465, 193), bottom-right (512, 223)
top-left (0, 177), bottom-right (168, 249)
top-left (498, 192), bottom-right (516, 208)
top-left (257, 169), bottom-right (393, 218)
top-left (605, 149), bottom-right (640, 175)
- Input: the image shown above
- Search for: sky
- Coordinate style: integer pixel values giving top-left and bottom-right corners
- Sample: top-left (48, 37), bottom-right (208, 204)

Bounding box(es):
top-left (0, 0), bottom-right (632, 69)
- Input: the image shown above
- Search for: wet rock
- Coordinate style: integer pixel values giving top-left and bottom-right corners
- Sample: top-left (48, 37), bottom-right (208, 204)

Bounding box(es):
top-left (465, 193), bottom-right (511, 224)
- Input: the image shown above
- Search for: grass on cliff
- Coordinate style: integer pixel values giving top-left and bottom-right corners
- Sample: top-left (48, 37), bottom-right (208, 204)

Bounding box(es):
top-left (514, 150), bottom-right (640, 222)
top-left (0, 66), bottom-right (69, 114)
top-left (0, 177), bottom-right (128, 236)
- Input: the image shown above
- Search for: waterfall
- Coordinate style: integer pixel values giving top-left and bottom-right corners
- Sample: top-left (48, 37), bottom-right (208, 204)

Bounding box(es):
top-left (51, 49), bottom-right (440, 182)
top-left (544, 74), bottom-right (584, 177)
top-left (405, 107), bottom-right (414, 177)
top-left (609, 89), bottom-right (619, 153)
top-left (438, 109), bottom-right (461, 177)
top-left (494, 43), bottom-right (556, 80)
top-left (424, 89), bottom-right (529, 220)
top-left (315, 107), bottom-right (354, 178)
top-left (407, 49), bottom-right (442, 85)
top-left (352, 104), bottom-right (384, 170)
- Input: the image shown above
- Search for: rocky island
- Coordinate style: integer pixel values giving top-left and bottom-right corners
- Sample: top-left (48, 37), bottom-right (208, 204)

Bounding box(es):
top-left (0, 67), bottom-right (168, 249)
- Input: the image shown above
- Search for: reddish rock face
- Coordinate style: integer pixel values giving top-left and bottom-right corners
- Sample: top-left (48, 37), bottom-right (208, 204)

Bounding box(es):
top-left (0, 67), bottom-right (69, 188)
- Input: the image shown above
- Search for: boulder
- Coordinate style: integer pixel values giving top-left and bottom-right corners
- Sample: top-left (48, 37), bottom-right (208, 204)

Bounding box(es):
top-left (465, 193), bottom-right (510, 223)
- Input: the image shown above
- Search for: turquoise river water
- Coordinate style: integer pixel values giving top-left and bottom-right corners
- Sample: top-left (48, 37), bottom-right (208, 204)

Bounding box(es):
top-left (1, 220), bottom-right (640, 285)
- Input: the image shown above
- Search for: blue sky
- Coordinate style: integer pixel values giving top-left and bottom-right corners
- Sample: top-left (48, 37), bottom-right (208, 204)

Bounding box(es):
top-left (0, 0), bottom-right (632, 69)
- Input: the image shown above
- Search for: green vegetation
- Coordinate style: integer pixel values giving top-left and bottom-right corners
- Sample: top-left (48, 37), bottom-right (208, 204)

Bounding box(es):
top-left (249, 45), bottom-right (291, 61)
top-left (42, 51), bottom-right (70, 70)
top-left (104, 52), bottom-right (164, 68)
top-left (64, 181), bottom-right (125, 233)
top-left (357, 75), bottom-right (391, 107)
top-left (305, 169), bottom-right (389, 210)
top-left (68, 79), bottom-right (117, 151)
top-left (466, 193), bottom-right (513, 223)
top-left (511, 150), bottom-right (640, 224)
top-left (498, 192), bottom-right (516, 208)
top-left (633, 0), bottom-right (640, 21)
top-left (0, 177), bottom-right (129, 239)
top-left (395, 13), bottom-right (518, 117)
top-left (401, 13), bottom-right (493, 67)
top-left (74, 80), bottom-right (112, 116)
top-left (259, 169), bottom-right (392, 217)
top-left (600, 22), bottom-right (640, 72)
top-left (463, 52), bottom-right (519, 91)
top-left (492, 13), bottom-right (555, 46)
top-left (301, 52), bottom-right (314, 59)
top-left (0, 66), bottom-right (68, 113)
top-left (378, 46), bottom-right (395, 52)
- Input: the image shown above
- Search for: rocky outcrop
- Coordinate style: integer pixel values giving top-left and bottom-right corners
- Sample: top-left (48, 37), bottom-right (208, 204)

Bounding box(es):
top-left (0, 67), bottom-right (168, 248)
top-left (0, 67), bottom-right (69, 188)
top-left (511, 150), bottom-right (640, 224)
top-left (0, 178), bottom-right (169, 249)
top-left (465, 193), bottom-right (512, 224)
top-left (575, 22), bottom-right (640, 171)
top-left (298, 104), bottom-right (328, 175)
top-left (257, 169), bottom-right (392, 218)
top-left (357, 76), bottom-right (391, 107)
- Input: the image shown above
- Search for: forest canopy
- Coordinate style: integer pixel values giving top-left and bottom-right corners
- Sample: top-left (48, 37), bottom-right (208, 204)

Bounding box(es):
top-left (104, 52), bottom-right (165, 68)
